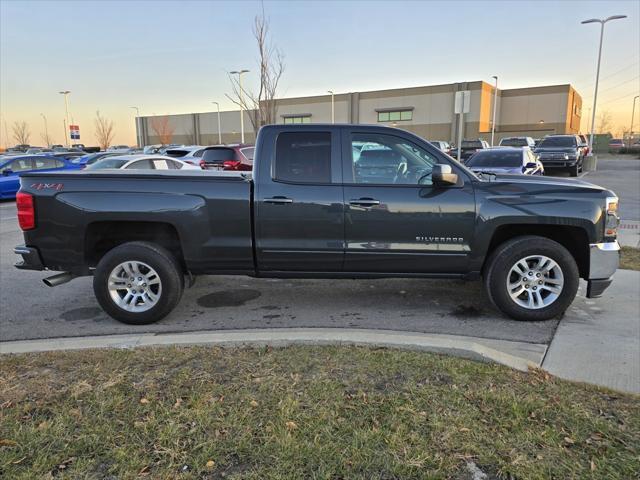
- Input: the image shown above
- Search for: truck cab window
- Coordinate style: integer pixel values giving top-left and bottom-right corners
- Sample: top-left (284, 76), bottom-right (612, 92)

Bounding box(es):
top-left (275, 132), bottom-right (331, 184)
top-left (350, 134), bottom-right (438, 185)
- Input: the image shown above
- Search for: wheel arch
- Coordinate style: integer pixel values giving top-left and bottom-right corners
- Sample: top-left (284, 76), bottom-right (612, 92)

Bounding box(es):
top-left (482, 225), bottom-right (590, 279)
top-left (84, 221), bottom-right (186, 271)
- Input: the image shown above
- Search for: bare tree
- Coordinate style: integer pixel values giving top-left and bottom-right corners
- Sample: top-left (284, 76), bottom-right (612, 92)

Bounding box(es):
top-left (596, 110), bottom-right (613, 134)
top-left (12, 121), bottom-right (31, 145)
top-left (150, 116), bottom-right (174, 145)
top-left (226, 9), bottom-right (285, 131)
top-left (94, 110), bottom-right (115, 150)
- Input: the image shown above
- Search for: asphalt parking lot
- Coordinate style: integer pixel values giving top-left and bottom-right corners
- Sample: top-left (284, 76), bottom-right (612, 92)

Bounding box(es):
top-left (1, 156), bottom-right (638, 344)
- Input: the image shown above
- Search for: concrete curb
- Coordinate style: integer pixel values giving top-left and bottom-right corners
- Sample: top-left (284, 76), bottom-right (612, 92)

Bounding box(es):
top-left (0, 328), bottom-right (547, 372)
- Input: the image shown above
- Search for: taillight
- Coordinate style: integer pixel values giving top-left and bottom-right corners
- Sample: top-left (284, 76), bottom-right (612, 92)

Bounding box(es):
top-left (223, 160), bottom-right (242, 170)
top-left (16, 192), bottom-right (35, 230)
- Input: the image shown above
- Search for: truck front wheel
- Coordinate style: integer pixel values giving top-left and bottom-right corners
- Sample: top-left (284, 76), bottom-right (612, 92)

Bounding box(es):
top-left (93, 242), bottom-right (184, 325)
top-left (484, 236), bottom-right (579, 321)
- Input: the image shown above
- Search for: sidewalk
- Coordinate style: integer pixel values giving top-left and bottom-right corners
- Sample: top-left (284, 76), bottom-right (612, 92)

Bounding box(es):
top-left (618, 220), bottom-right (640, 248)
top-left (543, 269), bottom-right (640, 393)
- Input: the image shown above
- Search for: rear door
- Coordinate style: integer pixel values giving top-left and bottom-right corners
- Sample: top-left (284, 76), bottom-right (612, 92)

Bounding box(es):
top-left (254, 127), bottom-right (344, 271)
top-left (342, 129), bottom-right (476, 273)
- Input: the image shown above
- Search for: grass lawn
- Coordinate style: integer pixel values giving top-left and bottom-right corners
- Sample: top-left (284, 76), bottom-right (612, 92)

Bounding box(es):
top-left (621, 246), bottom-right (640, 271)
top-left (1, 346), bottom-right (638, 479)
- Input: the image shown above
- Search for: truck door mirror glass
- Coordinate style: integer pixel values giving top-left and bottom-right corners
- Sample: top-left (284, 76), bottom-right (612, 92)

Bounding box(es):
top-left (525, 162), bottom-right (538, 169)
top-left (432, 164), bottom-right (458, 186)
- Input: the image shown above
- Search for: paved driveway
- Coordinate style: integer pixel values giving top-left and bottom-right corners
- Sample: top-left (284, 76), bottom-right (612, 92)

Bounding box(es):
top-left (1, 158), bottom-right (636, 345)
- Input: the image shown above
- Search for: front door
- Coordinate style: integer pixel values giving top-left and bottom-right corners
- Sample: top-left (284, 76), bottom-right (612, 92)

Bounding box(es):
top-left (255, 128), bottom-right (344, 271)
top-left (343, 130), bottom-right (476, 273)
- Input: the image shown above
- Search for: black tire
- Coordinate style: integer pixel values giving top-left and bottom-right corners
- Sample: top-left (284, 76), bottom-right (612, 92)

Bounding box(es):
top-left (484, 236), bottom-right (579, 321)
top-left (93, 242), bottom-right (184, 325)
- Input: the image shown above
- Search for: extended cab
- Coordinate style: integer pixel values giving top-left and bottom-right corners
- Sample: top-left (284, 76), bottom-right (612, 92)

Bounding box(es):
top-left (14, 124), bottom-right (620, 324)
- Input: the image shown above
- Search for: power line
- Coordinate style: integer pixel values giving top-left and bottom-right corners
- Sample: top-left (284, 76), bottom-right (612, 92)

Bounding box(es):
top-left (573, 61), bottom-right (640, 91)
top-left (600, 90), bottom-right (640, 105)
top-left (597, 75), bottom-right (640, 94)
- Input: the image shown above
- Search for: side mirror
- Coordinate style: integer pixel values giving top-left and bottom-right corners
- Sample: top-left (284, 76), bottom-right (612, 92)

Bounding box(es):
top-left (2, 168), bottom-right (13, 176)
top-left (432, 164), bottom-right (458, 186)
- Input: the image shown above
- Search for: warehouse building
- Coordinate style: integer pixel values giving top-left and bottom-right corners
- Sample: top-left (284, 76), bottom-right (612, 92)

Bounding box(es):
top-left (136, 80), bottom-right (582, 146)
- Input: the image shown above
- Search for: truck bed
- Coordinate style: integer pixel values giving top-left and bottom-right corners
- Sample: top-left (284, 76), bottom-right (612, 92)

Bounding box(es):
top-left (19, 169), bottom-right (255, 274)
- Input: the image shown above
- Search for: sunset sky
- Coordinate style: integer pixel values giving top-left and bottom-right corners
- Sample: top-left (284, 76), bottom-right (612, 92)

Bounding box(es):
top-left (1, 0), bottom-right (639, 147)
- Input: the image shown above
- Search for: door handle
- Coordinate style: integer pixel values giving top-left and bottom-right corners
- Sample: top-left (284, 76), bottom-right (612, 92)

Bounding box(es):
top-left (264, 196), bottom-right (293, 204)
top-left (349, 198), bottom-right (380, 206)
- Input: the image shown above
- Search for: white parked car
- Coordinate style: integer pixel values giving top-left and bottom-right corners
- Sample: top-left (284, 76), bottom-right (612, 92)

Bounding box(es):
top-left (164, 145), bottom-right (207, 165)
top-left (107, 145), bottom-right (131, 152)
top-left (86, 154), bottom-right (201, 171)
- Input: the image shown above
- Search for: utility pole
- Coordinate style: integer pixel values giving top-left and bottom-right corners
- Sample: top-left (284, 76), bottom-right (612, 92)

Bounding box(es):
top-left (230, 70), bottom-right (249, 143)
top-left (629, 95), bottom-right (639, 148)
top-left (581, 15), bottom-right (627, 149)
top-left (58, 90), bottom-right (71, 146)
top-left (328, 90), bottom-right (335, 123)
top-left (490, 76), bottom-right (498, 146)
top-left (212, 101), bottom-right (222, 144)
top-left (40, 113), bottom-right (49, 146)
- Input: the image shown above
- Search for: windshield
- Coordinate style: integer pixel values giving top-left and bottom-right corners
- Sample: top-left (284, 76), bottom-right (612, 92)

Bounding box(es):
top-left (467, 151), bottom-right (522, 168)
top-left (202, 148), bottom-right (235, 162)
top-left (500, 138), bottom-right (527, 147)
top-left (538, 136), bottom-right (576, 148)
top-left (461, 140), bottom-right (482, 149)
top-left (87, 159), bottom-right (128, 169)
top-left (165, 149), bottom-right (189, 158)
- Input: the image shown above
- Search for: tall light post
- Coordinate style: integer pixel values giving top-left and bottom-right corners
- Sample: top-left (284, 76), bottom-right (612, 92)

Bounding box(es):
top-left (490, 76), bottom-right (498, 146)
top-left (58, 90), bottom-right (71, 146)
top-left (629, 95), bottom-right (639, 148)
top-left (40, 113), bottom-right (49, 146)
top-left (230, 69), bottom-right (249, 143)
top-left (211, 101), bottom-right (222, 144)
top-left (581, 15), bottom-right (627, 150)
top-left (327, 90), bottom-right (335, 123)
top-left (130, 106), bottom-right (140, 147)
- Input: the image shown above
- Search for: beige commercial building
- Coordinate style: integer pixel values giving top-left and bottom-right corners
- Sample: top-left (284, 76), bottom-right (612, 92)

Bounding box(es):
top-left (137, 80), bottom-right (582, 146)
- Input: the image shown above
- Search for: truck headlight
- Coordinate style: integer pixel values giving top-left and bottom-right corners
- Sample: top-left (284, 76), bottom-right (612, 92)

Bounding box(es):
top-left (605, 196), bottom-right (619, 238)
top-left (564, 153), bottom-right (569, 160)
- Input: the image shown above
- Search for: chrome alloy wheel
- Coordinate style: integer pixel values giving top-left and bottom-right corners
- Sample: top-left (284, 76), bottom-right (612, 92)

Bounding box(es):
top-left (107, 261), bottom-right (162, 312)
top-left (506, 255), bottom-right (564, 310)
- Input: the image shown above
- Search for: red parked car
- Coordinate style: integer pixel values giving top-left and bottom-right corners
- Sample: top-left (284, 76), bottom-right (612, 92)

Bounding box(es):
top-left (199, 144), bottom-right (255, 171)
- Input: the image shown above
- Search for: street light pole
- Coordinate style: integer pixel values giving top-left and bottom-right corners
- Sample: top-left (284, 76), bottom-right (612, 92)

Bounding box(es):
top-left (629, 95), bottom-right (639, 148)
top-left (581, 15), bottom-right (627, 150)
top-left (130, 106), bottom-right (140, 147)
top-left (230, 69), bottom-right (249, 143)
top-left (58, 90), bottom-right (71, 146)
top-left (328, 90), bottom-right (335, 123)
top-left (490, 76), bottom-right (498, 146)
top-left (212, 101), bottom-right (222, 144)
top-left (40, 113), bottom-right (49, 146)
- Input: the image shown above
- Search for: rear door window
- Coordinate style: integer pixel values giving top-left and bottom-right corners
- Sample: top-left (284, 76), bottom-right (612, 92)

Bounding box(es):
top-left (32, 157), bottom-right (60, 170)
top-left (275, 132), bottom-right (331, 184)
top-left (125, 160), bottom-right (154, 169)
top-left (152, 159), bottom-right (169, 170)
top-left (8, 158), bottom-right (34, 171)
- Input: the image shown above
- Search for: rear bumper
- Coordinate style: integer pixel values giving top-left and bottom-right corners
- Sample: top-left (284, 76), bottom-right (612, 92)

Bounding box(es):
top-left (14, 245), bottom-right (45, 271)
top-left (586, 241), bottom-right (620, 298)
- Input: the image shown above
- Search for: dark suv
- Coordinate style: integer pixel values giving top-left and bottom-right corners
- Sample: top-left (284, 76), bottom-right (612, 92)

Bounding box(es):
top-left (534, 135), bottom-right (584, 176)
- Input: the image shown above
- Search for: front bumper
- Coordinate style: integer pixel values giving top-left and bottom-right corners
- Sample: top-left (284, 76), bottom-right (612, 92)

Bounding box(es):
top-left (586, 241), bottom-right (620, 298)
top-left (14, 245), bottom-right (45, 271)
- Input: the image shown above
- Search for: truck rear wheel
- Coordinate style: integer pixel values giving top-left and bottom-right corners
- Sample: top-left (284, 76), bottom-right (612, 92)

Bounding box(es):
top-left (93, 242), bottom-right (184, 325)
top-left (484, 236), bottom-right (579, 321)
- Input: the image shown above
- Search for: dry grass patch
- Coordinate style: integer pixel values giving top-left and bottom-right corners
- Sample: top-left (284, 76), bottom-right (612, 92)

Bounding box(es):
top-left (620, 246), bottom-right (640, 271)
top-left (0, 345), bottom-right (638, 479)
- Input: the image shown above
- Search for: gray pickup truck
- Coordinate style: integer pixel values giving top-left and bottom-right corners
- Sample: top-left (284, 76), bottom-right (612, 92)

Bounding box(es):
top-left (14, 124), bottom-right (620, 324)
